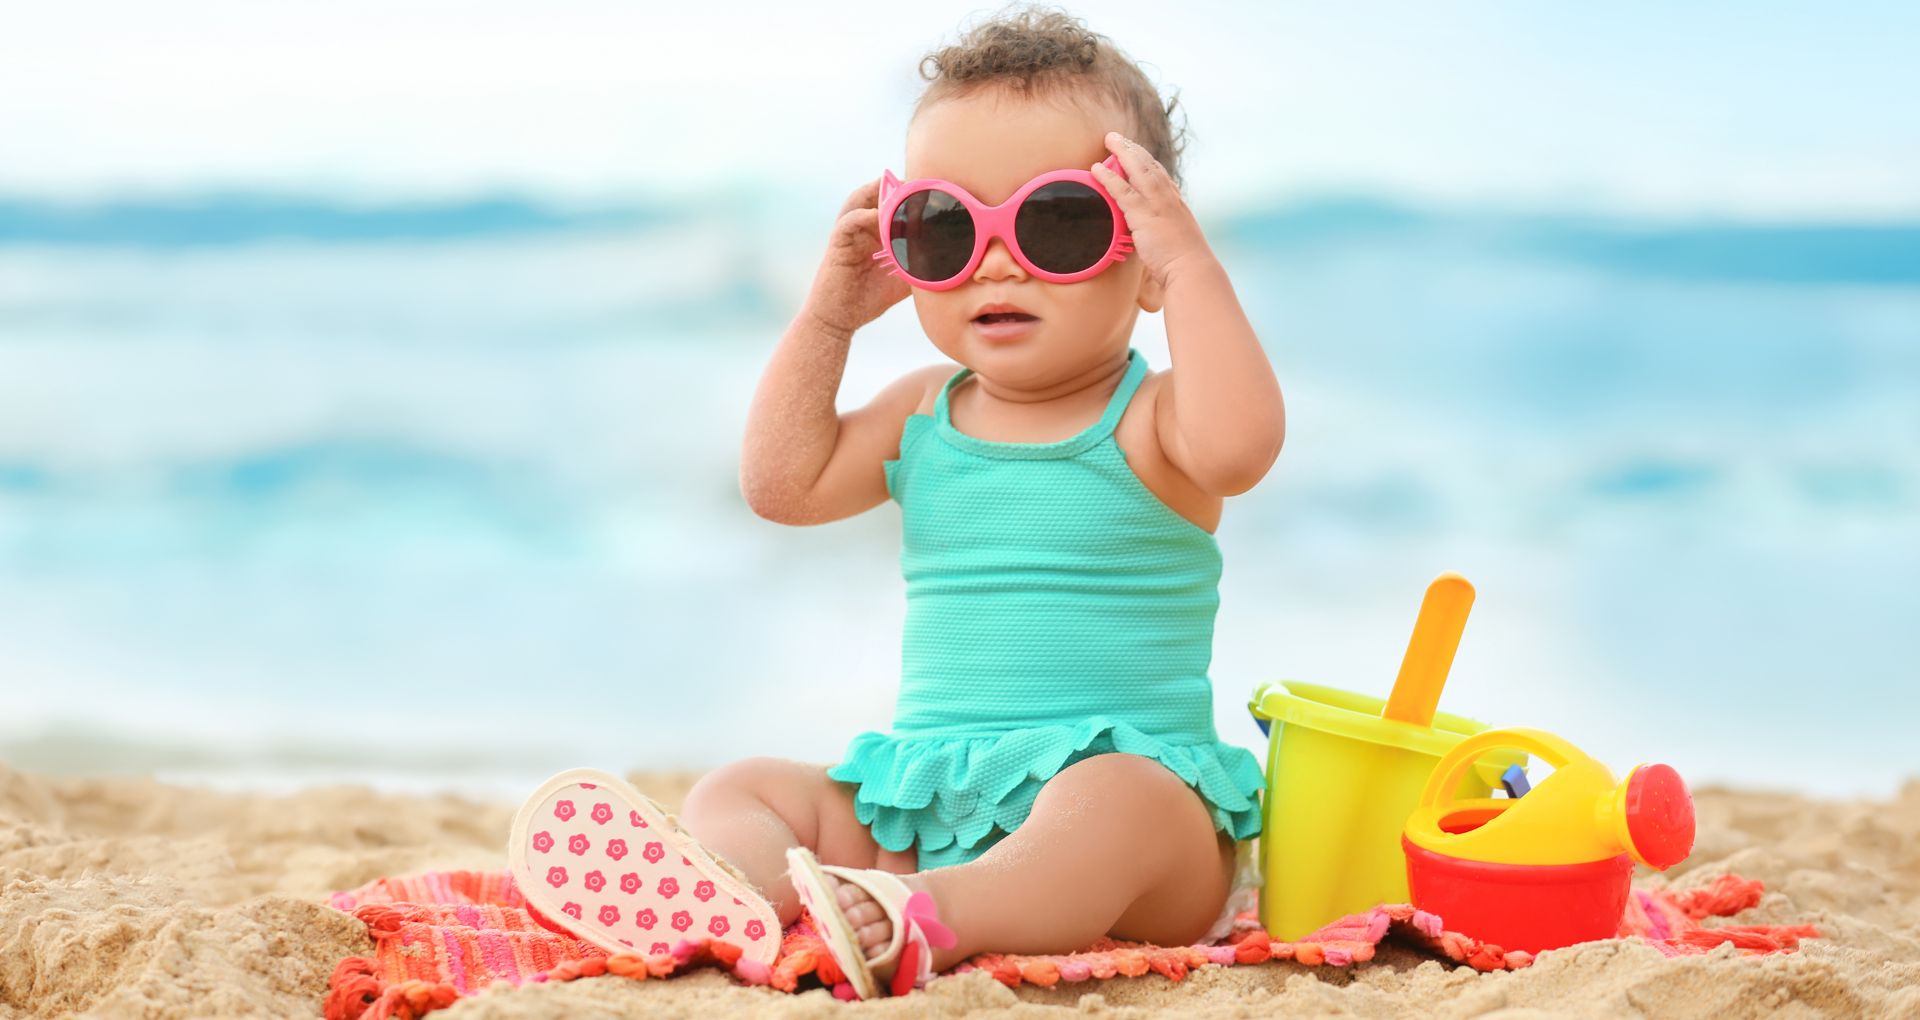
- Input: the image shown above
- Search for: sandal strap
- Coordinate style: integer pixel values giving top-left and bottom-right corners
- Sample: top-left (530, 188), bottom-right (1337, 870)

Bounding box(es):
top-left (818, 865), bottom-right (955, 993)
top-left (817, 865), bottom-right (913, 969)
top-left (894, 888), bottom-right (957, 992)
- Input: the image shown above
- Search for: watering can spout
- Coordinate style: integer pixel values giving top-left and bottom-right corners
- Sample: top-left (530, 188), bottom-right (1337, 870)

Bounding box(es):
top-left (1607, 763), bottom-right (1696, 870)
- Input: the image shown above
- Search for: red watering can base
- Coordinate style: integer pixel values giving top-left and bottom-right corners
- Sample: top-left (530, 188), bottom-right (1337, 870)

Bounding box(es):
top-left (1403, 837), bottom-right (1635, 954)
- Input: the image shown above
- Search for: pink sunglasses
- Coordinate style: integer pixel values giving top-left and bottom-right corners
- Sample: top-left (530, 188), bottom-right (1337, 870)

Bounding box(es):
top-left (871, 154), bottom-right (1135, 291)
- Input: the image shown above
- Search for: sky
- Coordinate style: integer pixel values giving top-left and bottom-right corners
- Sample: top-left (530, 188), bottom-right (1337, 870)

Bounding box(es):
top-left (3, 1), bottom-right (1916, 220)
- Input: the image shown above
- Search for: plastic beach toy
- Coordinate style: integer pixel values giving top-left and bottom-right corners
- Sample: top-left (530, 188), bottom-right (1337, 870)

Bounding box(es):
top-left (1248, 573), bottom-right (1521, 940)
top-left (1402, 727), bottom-right (1696, 954)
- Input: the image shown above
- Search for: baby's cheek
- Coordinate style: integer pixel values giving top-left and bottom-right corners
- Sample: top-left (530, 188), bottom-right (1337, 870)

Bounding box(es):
top-left (1066, 280), bottom-right (1142, 332)
top-left (910, 293), bottom-right (948, 338)
top-left (911, 294), bottom-right (958, 346)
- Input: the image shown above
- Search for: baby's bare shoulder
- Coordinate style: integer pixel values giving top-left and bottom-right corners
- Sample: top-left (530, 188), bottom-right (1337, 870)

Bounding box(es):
top-left (773, 362), bottom-right (956, 526)
top-left (1117, 368), bottom-right (1224, 533)
top-left (844, 362), bottom-right (954, 442)
top-left (899, 362), bottom-right (959, 418)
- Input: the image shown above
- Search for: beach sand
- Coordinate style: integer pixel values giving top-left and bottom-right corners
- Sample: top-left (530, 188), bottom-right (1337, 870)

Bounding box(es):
top-left (2, 762), bottom-right (1915, 1018)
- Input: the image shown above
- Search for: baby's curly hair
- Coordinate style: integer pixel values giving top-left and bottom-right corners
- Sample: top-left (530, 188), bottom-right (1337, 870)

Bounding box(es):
top-left (912, 3), bottom-right (1190, 189)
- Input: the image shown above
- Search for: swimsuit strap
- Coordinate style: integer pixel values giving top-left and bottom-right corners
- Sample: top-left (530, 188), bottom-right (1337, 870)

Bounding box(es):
top-left (1091, 348), bottom-right (1150, 437)
top-left (932, 348), bottom-right (1147, 456)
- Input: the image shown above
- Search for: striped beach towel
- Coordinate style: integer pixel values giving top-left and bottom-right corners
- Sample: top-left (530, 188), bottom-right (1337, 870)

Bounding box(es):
top-left (320, 868), bottom-right (1815, 1019)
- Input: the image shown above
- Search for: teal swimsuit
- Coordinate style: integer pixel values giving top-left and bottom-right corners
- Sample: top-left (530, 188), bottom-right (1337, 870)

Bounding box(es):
top-left (828, 346), bottom-right (1266, 871)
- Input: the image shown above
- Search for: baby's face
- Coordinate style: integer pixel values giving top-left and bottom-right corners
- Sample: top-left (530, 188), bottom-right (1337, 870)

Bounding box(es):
top-left (903, 87), bottom-right (1157, 388)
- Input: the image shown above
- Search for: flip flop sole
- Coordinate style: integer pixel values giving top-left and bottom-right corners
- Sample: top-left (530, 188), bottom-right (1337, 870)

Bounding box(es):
top-left (506, 767), bottom-right (780, 964)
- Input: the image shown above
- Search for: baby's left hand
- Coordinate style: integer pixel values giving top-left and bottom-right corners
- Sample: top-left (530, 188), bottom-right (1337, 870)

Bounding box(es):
top-left (1092, 131), bottom-right (1214, 291)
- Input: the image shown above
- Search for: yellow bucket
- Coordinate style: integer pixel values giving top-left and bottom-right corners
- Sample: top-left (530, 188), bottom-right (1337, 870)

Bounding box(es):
top-left (1248, 680), bottom-right (1519, 940)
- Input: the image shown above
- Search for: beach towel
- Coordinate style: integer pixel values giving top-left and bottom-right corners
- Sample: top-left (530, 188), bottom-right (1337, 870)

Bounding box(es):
top-left (319, 868), bottom-right (1815, 1018)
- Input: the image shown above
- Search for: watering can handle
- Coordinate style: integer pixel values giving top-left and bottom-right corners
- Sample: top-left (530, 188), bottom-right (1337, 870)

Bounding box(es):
top-left (1417, 727), bottom-right (1586, 810)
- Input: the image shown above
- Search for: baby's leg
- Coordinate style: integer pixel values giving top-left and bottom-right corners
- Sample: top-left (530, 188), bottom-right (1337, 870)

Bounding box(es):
top-left (830, 752), bottom-right (1235, 974)
top-left (678, 757), bottom-right (917, 925)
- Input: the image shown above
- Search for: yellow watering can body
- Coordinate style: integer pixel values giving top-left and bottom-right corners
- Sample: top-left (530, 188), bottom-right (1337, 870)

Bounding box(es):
top-left (1404, 727), bottom-right (1697, 870)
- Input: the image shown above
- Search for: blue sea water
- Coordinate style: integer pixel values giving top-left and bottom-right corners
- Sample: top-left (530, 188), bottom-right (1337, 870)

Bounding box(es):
top-left (0, 194), bottom-right (1914, 802)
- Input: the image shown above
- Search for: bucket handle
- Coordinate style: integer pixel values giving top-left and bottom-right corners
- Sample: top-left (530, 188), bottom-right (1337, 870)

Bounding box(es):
top-left (1417, 727), bottom-right (1586, 811)
top-left (1247, 683), bottom-right (1277, 738)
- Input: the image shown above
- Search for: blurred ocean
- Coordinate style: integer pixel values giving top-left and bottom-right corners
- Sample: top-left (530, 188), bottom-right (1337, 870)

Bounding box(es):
top-left (1, 192), bottom-right (1915, 802)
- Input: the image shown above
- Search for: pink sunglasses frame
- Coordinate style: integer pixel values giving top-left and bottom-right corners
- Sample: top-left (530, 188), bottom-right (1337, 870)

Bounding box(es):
top-left (871, 153), bottom-right (1135, 291)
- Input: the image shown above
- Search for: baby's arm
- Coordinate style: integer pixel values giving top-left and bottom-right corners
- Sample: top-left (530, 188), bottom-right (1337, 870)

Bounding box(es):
top-left (1154, 254), bottom-right (1285, 496)
top-left (740, 176), bottom-right (934, 525)
top-left (739, 327), bottom-right (948, 525)
top-left (1093, 133), bottom-right (1286, 497)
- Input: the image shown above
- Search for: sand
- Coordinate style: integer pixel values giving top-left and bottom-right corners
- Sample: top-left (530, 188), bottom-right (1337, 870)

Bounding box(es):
top-left (2, 763), bottom-right (1915, 1019)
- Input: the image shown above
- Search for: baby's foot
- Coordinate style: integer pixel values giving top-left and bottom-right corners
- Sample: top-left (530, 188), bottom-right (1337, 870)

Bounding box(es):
top-left (825, 871), bottom-right (932, 982)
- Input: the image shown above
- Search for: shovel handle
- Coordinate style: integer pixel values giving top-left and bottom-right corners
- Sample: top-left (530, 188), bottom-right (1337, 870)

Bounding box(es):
top-left (1382, 572), bottom-right (1475, 727)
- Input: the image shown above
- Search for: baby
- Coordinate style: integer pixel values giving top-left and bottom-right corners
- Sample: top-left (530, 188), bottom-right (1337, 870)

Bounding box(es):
top-left (507, 5), bottom-right (1284, 999)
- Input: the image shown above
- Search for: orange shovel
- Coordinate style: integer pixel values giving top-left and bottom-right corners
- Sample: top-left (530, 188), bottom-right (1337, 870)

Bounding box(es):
top-left (1382, 572), bottom-right (1476, 728)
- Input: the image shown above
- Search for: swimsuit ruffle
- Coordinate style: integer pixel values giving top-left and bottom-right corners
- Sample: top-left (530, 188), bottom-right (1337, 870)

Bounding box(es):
top-left (826, 717), bottom-right (1266, 869)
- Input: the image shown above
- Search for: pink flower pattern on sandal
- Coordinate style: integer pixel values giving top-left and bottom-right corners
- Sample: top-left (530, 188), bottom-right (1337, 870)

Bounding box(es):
top-left (508, 768), bottom-right (781, 966)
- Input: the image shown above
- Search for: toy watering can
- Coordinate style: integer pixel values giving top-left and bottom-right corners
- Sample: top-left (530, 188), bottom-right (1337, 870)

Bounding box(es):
top-left (1401, 728), bottom-right (1696, 953)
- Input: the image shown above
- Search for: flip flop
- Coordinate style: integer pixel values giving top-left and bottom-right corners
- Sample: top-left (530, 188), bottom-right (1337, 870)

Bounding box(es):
top-left (784, 845), bottom-right (956, 999)
top-left (506, 767), bottom-right (781, 965)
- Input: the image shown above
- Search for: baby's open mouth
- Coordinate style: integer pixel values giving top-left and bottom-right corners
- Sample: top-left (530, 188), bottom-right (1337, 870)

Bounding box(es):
top-left (974, 313), bottom-right (1039, 324)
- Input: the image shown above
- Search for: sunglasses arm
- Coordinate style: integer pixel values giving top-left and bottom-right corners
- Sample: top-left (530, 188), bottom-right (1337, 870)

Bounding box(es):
top-left (872, 247), bottom-right (911, 281)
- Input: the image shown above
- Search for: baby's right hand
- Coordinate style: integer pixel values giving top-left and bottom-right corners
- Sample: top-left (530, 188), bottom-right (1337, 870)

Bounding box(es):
top-left (802, 177), bottom-right (912, 339)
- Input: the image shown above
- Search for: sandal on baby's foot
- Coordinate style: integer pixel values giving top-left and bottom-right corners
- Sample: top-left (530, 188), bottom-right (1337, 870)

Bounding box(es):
top-left (506, 767), bottom-right (781, 965)
top-left (785, 845), bottom-right (956, 999)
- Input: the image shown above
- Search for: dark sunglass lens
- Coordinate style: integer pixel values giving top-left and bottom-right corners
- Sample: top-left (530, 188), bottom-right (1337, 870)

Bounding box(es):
top-left (891, 189), bottom-right (974, 282)
top-left (1014, 181), bottom-right (1114, 274)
